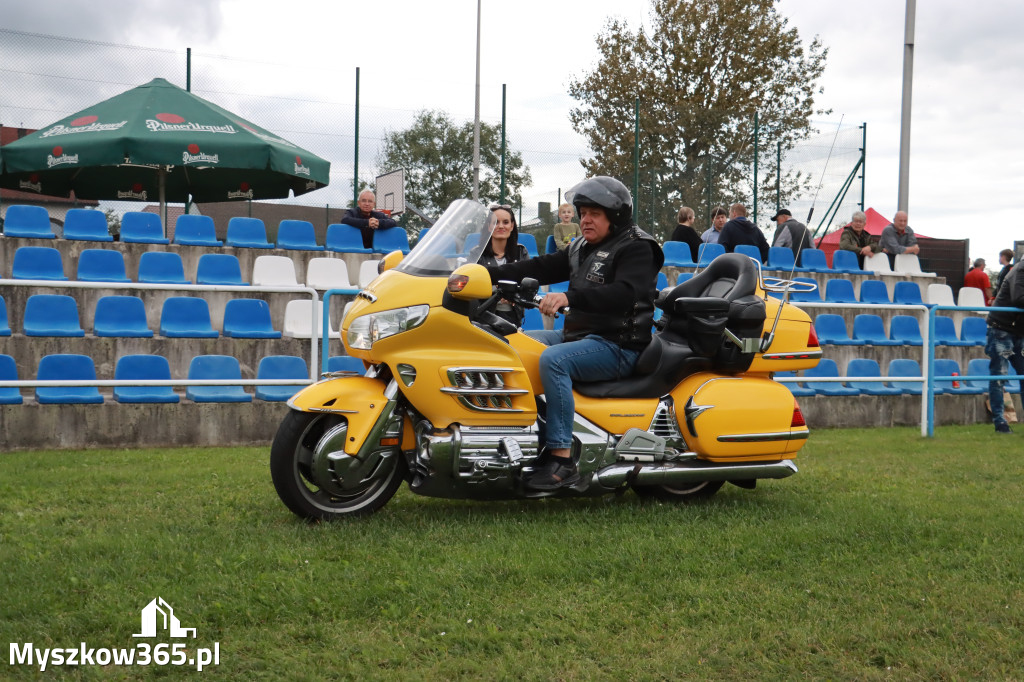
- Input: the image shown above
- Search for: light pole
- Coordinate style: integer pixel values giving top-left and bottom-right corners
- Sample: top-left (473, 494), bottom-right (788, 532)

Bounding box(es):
top-left (897, 0), bottom-right (915, 212)
top-left (472, 0), bottom-right (481, 201)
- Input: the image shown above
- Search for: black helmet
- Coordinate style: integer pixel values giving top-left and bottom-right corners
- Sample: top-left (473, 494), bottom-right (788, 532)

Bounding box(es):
top-left (565, 176), bottom-right (633, 230)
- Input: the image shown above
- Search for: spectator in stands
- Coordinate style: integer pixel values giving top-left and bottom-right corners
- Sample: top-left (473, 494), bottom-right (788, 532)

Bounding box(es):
top-left (994, 249), bottom-right (1015, 298)
top-left (701, 206), bottom-right (728, 244)
top-left (985, 257), bottom-right (1024, 433)
top-left (552, 202), bottom-right (580, 249)
top-left (342, 189), bottom-right (398, 249)
top-left (770, 208), bottom-right (811, 260)
top-left (964, 258), bottom-right (993, 305)
top-left (838, 210), bottom-right (879, 268)
top-left (718, 203), bottom-right (769, 262)
top-left (470, 204), bottom-right (531, 326)
top-left (670, 206), bottom-right (701, 264)
top-left (879, 211), bottom-right (920, 262)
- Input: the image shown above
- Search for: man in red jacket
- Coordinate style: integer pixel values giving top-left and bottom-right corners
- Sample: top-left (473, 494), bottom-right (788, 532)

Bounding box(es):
top-left (964, 258), bottom-right (993, 305)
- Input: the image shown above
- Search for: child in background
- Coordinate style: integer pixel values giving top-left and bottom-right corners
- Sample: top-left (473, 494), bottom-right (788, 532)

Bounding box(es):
top-left (552, 202), bottom-right (580, 249)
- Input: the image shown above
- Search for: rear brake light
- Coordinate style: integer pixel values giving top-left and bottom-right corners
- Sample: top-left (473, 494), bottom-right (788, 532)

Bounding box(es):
top-left (807, 325), bottom-right (819, 348)
top-left (791, 402), bottom-right (806, 428)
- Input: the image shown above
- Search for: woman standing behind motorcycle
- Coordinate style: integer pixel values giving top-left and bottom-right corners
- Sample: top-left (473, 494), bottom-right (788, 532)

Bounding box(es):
top-left (486, 177), bottom-right (664, 490)
top-left (470, 204), bottom-right (531, 326)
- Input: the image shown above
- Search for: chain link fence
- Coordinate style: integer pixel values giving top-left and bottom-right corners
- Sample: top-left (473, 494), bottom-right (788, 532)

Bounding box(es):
top-left (1, 29), bottom-right (861, 245)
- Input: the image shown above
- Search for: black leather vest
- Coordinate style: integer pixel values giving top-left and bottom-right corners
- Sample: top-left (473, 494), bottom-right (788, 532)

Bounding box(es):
top-left (564, 226), bottom-right (660, 346)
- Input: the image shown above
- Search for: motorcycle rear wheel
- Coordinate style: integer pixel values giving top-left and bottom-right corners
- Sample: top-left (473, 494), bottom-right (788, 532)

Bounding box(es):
top-left (631, 480), bottom-right (724, 502)
top-left (270, 410), bottom-right (405, 521)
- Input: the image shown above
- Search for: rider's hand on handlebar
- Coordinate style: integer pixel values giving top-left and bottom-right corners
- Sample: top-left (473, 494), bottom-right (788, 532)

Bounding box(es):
top-left (539, 292), bottom-right (569, 316)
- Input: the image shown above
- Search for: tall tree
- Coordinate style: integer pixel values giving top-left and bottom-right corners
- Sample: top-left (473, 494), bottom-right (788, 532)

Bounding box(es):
top-left (376, 110), bottom-right (532, 228)
top-left (569, 0), bottom-right (827, 239)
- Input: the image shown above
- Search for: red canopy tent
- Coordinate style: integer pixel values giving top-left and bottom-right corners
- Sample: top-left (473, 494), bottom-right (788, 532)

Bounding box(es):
top-left (815, 207), bottom-right (929, 266)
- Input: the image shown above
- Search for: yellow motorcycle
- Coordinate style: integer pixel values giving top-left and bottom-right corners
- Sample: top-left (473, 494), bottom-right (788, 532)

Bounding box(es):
top-left (270, 200), bottom-right (822, 520)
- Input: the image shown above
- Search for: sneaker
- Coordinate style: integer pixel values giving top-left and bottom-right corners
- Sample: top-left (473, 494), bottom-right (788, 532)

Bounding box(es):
top-left (526, 457), bottom-right (579, 490)
top-left (995, 421), bottom-right (1012, 434)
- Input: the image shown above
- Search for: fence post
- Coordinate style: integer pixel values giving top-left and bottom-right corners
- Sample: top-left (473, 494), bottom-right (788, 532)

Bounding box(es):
top-left (860, 122), bottom-right (867, 211)
top-left (633, 97), bottom-right (639, 224)
top-left (353, 66), bottom-right (360, 205)
top-left (500, 84), bottom-right (507, 205)
top-left (776, 140), bottom-right (781, 214)
top-left (753, 111), bottom-right (758, 224)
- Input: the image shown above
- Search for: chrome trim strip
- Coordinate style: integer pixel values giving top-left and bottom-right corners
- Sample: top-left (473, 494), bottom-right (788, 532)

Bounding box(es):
top-left (440, 387), bottom-right (529, 396)
top-left (717, 430), bottom-right (810, 443)
top-left (357, 290), bottom-right (377, 302)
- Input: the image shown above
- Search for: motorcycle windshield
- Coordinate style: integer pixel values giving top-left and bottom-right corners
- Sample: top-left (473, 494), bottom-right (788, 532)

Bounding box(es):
top-left (395, 199), bottom-right (496, 277)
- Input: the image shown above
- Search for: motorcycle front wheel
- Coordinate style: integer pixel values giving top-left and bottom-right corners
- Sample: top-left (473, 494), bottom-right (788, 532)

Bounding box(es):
top-left (270, 410), bottom-right (406, 521)
top-left (631, 480), bottom-right (724, 502)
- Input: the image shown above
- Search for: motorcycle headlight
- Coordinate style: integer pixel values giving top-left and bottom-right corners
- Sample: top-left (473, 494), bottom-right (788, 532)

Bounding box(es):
top-left (347, 305), bottom-right (429, 350)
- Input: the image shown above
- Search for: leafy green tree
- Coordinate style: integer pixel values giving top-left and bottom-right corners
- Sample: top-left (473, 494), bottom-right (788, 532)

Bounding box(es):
top-left (568, 0), bottom-right (827, 239)
top-left (376, 110), bottom-right (532, 228)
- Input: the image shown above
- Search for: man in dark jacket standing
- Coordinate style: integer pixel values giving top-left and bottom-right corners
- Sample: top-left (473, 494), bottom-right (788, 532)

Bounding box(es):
top-left (487, 176), bottom-right (663, 489)
top-left (718, 203), bottom-right (769, 262)
top-left (985, 258), bottom-right (1024, 433)
top-left (771, 209), bottom-right (811, 261)
top-left (341, 189), bottom-right (398, 249)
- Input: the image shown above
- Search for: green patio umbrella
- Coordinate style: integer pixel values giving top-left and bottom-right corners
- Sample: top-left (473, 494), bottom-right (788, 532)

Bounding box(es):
top-left (0, 78), bottom-right (330, 229)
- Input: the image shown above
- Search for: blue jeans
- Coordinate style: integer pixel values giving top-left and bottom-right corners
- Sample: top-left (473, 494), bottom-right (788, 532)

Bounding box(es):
top-left (528, 331), bottom-right (640, 450)
top-left (985, 326), bottom-right (1024, 424)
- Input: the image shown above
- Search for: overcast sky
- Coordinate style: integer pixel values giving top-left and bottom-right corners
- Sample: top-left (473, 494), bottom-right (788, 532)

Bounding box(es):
top-left (2, 0), bottom-right (1022, 262)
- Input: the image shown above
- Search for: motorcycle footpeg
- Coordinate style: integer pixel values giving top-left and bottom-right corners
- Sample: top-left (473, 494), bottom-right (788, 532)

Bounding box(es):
top-left (498, 437), bottom-right (524, 464)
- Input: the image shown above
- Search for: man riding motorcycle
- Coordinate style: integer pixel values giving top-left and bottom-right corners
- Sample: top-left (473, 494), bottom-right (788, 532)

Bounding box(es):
top-left (486, 177), bottom-right (664, 489)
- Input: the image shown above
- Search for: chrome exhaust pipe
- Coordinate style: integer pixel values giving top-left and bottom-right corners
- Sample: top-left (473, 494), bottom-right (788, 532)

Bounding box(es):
top-left (595, 459), bottom-right (797, 488)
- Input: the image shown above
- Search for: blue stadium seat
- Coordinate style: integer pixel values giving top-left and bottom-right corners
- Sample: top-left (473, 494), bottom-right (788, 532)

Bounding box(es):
top-left (552, 312), bottom-right (564, 330)
top-left (137, 251), bottom-right (190, 284)
top-left (888, 315), bottom-right (923, 346)
top-left (852, 314), bottom-right (899, 346)
top-left (326, 356), bottom-right (364, 373)
top-left (12, 246), bottom-right (67, 280)
top-left (886, 359), bottom-right (923, 395)
top-left (548, 281), bottom-right (569, 294)
top-left (461, 233), bottom-right (481, 257)
top-left (113, 354), bottom-right (179, 404)
top-left (23, 294), bottom-right (84, 337)
top-left (3, 204), bottom-right (55, 238)
top-left (735, 244), bottom-right (763, 262)
top-left (799, 248), bottom-right (829, 272)
top-left (424, 233), bottom-right (459, 258)
top-left (325, 224), bottom-right (372, 253)
top-left (933, 315), bottom-right (970, 346)
top-left (518, 233), bottom-right (539, 257)
top-left (803, 358), bottom-right (859, 395)
top-left (35, 354), bottom-right (104, 404)
top-left (893, 281), bottom-right (924, 306)
top-left (824, 278), bottom-right (857, 304)
top-left (845, 358), bottom-right (902, 395)
top-left (960, 317), bottom-right (987, 345)
top-left (858, 280), bottom-right (890, 305)
top-left (186, 355), bottom-right (251, 403)
top-left (0, 354), bottom-right (23, 404)
top-left (223, 299), bottom-right (282, 339)
top-left (93, 296), bottom-right (153, 338)
top-left (767, 246), bottom-right (799, 271)
top-left (813, 314), bottom-right (857, 345)
top-left (173, 214), bottom-right (222, 246)
top-left (159, 298), bottom-right (219, 338)
top-left (196, 253), bottom-right (248, 286)
top-left (225, 216), bottom-right (273, 248)
top-left (76, 248), bottom-right (130, 283)
top-left (657, 272), bottom-right (668, 290)
top-left (522, 308), bottom-right (544, 331)
top-left (119, 212), bottom-right (169, 244)
top-left (964, 358), bottom-right (998, 395)
top-left (830, 249), bottom-right (871, 274)
top-left (0, 295), bottom-right (10, 336)
top-left (775, 370), bottom-right (815, 397)
top-left (545, 235), bottom-right (557, 254)
top-left (275, 219), bottom-right (324, 251)
top-left (255, 355), bottom-right (309, 401)
top-left (675, 272), bottom-right (693, 285)
top-left (663, 241), bottom-right (697, 267)
top-left (62, 208), bottom-right (112, 241)
top-left (789, 277), bottom-right (821, 303)
top-left (697, 243), bottom-right (725, 267)
top-left (372, 227), bottom-right (411, 254)
top-left (933, 359), bottom-right (974, 395)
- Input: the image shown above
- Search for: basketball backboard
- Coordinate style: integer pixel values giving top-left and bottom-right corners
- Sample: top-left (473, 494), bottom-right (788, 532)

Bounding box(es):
top-left (376, 169), bottom-right (405, 215)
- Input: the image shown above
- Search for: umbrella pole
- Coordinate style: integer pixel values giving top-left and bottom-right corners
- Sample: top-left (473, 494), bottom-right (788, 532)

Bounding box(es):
top-left (159, 167), bottom-right (167, 237)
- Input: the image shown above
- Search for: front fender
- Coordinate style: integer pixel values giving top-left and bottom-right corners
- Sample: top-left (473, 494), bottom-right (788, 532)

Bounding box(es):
top-left (287, 376), bottom-right (392, 455)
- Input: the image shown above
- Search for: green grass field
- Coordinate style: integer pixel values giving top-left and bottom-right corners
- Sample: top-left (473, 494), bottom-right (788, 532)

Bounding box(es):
top-left (2, 426), bottom-right (1022, 680)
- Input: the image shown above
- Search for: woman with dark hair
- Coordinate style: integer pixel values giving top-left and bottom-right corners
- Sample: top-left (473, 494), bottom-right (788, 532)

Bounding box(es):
top-left (471, 204), bottom-right (531, 325)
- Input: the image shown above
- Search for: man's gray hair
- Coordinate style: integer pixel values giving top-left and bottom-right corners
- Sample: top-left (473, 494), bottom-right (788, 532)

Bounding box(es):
top-left (852, 211), bottom-right (866, 222)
